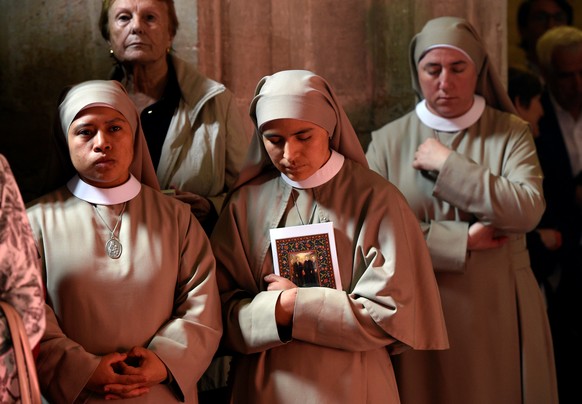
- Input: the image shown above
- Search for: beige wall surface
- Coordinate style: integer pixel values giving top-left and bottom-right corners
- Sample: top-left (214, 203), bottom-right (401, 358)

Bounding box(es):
top-left (1, 0), bottom-right (506, 201)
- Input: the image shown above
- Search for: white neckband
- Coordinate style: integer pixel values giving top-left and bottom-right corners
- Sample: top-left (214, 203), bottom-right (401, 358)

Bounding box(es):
top-left (67, 174), bottom-right (141, 205)
top-left (416, 95), bottom-right (485, 131)
top-left (281, 150), bottom-right (344, 189)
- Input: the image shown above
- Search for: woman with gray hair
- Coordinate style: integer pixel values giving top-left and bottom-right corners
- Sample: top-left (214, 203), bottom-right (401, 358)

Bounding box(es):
top-left (367, 16), bottom-right (557, 403)
top-left (212, 70), bottom-right (448, 403)
top-left (98, 0), bottom-right (249, 234)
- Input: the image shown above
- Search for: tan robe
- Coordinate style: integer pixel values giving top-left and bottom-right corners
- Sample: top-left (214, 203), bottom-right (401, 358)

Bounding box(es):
top-left (212, 159), bottom-right (448, 404)
top-left (26, 185), bottom-right (222, 403)
top-left (366, 106), bottom-right (558, 404)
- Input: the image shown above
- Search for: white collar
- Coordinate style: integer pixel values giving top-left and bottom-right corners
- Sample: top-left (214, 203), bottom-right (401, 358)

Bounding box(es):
top-left (281, 150), bottom-right (344, 189)
top-left (415, 95), bottom-right (485, 131)
top-left (67, 174), bottom-right (141, 205)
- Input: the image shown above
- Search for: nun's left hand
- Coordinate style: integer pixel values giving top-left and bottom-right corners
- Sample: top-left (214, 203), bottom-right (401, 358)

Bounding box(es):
top-left (412, 138), bottom-right (452, 172)
top-left (265, 275), bottom-right (298, 329)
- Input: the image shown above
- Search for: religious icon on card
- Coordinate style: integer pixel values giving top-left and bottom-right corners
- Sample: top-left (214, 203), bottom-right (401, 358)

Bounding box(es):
top-left (270, 222), bottom-right (341, 290)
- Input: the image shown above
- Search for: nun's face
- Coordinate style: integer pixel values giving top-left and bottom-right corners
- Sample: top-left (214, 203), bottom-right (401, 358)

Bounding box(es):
top-left (261, 119), bottom-right (331, 181)
top-left (418, 47), bottom-right (478, 118)
top-left (67, 106), bottom-right (134, 188)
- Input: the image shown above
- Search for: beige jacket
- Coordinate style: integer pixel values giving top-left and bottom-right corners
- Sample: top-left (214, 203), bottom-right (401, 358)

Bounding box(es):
top-left (148, 55), bottom-right (249, 211)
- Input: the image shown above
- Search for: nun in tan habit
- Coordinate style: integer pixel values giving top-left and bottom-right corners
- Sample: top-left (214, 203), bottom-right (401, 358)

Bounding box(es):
top-left (367, 16), bottom-right (557, 404)
top-left (211, 70), bottom-right (448, 404)
top-left (26, 80), bottom-right (221, 403)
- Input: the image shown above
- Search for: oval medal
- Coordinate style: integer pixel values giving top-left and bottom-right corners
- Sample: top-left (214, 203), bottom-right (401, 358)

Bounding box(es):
top-left (106, 237), bottom-right (123, 259)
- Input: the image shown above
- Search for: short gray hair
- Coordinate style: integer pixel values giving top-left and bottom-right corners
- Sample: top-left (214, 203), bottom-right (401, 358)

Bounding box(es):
top-left (537, 26), bottom-right (582, 72)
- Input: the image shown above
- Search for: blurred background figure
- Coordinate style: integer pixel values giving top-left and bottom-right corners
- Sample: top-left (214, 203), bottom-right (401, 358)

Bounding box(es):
top-left (508, 66), bottom-right (545, 137)
top-left (508, 67), bottom-right (563, 299)
top-left (535, 25), bottom-right (582, 403)
top-left (514, 0), bottom-right (573, 75)
top-left (0, 154), bottom-right (45, 403)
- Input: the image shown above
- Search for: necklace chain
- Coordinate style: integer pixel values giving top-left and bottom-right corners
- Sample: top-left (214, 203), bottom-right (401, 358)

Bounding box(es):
top-left (93, 202), bottom-right (127, 259)
top-left (290, 190), bottom-right (317, 225)
top-left (93, 202), bottom-right (127, 235)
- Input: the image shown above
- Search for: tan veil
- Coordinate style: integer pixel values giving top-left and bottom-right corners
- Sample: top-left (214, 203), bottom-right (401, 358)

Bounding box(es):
top-left (53, 80), bottom-right (159, 190)
top-left (409, 16), bottom-right (516, 114)
top-left (232, 70), bottom-right (367, 192)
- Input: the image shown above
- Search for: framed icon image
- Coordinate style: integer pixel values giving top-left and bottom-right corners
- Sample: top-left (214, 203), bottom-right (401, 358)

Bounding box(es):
top-left (269, 222), bottom-right (341, 290)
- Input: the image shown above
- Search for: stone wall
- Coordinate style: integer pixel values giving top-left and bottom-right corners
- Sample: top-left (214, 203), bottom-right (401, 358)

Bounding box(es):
top-left (1, 0), bottom-right (507, 201)
top-left (199, 0), bottom-right (509, 147)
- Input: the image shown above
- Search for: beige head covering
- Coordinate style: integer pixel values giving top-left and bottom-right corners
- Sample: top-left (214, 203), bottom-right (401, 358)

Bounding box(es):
top-left (233, 70), bottom-right (367, 190)
top-left (410, 16), bottom-right (516, 114)
top-left (57, 80), bottom-right (159, 189)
